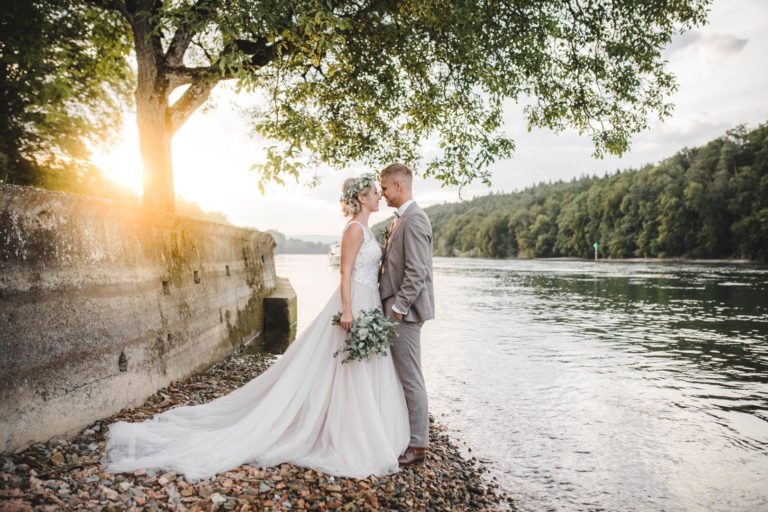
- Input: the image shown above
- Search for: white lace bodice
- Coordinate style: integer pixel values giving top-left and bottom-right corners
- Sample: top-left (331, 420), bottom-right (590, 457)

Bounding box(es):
top-left (343, 221), bottom-right (382, 288)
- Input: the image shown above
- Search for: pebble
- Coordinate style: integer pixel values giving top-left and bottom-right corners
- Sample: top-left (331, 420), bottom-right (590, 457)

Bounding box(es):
top-left (0, 352), bottom-right (514, 510)
top-left (210, 492), bottom-right (227, 503)
top-left (49, 452), bottom-right (65, 466)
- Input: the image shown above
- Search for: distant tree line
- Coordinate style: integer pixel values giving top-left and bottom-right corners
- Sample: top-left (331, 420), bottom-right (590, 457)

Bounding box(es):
top-left (416, 124), bottom-right (768, 261)
top-left (267, 231), bottom-right (329, 255)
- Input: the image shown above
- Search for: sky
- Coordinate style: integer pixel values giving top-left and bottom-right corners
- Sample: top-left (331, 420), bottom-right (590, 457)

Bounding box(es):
top-left (92, 0), bottom-right (768, 238)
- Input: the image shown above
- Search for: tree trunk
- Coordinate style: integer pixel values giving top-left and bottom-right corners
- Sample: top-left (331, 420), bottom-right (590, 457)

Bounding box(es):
top-left (137, 91), bottom-right (175, 212)
top-left (132, 7), bottom-right (175, 213)
top-left (122, 3), bottom-right (260, 213)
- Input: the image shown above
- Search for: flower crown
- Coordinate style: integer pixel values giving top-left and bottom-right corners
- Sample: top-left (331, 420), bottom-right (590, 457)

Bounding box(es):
top-left (340, 172), bottom-right (379, 204)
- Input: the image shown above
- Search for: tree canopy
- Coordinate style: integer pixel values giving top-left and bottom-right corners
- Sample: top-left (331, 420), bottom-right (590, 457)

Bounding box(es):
top-left (166, 0), bottom-right (712, 190)
top-left (3, 0), bottom-right (712, 205)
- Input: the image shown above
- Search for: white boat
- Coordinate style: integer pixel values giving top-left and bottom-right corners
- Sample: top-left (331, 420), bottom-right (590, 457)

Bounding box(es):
top-left (328, 242), bottom-right (340, 266)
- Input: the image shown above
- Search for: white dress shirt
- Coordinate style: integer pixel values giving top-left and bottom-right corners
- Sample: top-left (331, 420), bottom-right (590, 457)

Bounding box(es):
top-left (395, 199), bottom-right (415, 218)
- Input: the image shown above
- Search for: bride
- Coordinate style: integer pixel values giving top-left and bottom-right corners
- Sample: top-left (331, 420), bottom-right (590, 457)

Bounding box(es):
top-left (102, 173), bottom-right (410, 481)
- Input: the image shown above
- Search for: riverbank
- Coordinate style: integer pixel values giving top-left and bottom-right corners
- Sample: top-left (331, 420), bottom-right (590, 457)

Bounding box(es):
top-left (449, 255), bottom-right (760, 264)
top-left (535, 256), bottom-right (757, 264)
top-left (0, 352), bottom-right (513, 511)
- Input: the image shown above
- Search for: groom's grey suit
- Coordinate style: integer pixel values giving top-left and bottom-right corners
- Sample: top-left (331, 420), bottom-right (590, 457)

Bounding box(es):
top-left (379, 202), bottom-right (434, 448)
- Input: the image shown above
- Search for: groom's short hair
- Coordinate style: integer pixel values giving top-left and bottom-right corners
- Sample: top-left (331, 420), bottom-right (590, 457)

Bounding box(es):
top-left (380, 163), bottom-right (413, 184)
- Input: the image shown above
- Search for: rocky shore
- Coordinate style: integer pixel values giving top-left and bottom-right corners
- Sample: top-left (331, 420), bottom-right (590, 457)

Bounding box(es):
top-left (1, 352), bottom-right (514, 511)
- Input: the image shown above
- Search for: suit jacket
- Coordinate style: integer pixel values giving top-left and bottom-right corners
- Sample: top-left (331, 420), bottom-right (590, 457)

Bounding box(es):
top-left (379, 202), bottom-right (435, 323)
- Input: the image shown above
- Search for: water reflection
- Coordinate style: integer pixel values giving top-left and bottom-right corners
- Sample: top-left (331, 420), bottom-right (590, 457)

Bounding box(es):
top-left (499, 266), bottom-right (768, 384)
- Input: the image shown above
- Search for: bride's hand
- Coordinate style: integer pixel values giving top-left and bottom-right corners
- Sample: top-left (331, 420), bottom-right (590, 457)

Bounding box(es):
top-left (340, 311), bottom-right (354, 331)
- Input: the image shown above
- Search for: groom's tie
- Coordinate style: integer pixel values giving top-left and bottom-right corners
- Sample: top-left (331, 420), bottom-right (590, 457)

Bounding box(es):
top-left (384, 211), bottom-right (399, 258)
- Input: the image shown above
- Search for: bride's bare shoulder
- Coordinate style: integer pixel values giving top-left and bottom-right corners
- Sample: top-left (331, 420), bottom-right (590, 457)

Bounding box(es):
top-left (341, 222), bottom-right (365, 244)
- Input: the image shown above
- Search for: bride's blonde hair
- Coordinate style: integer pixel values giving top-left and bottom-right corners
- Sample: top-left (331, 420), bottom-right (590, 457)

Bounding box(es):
top-left (340, 173), bottom-right (377, 217)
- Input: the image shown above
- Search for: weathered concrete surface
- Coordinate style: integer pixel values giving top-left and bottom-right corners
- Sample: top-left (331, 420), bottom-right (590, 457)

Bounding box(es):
top-left (255, 277), bottom-right (299, 354)
top-left (0, 183), bottom-right (296, 453)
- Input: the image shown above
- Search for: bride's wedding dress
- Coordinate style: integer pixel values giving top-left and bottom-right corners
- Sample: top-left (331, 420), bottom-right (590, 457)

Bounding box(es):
top-left (102, 221), bottom-right (410, 481)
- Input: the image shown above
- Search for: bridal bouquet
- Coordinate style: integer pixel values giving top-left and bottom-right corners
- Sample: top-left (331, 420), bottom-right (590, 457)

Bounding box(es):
top-left (331, 308), bottom-right (397, 364)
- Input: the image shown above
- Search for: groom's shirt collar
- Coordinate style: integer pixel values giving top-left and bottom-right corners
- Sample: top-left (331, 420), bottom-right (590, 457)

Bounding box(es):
top-left (396, 199), bottom-right (415, 217)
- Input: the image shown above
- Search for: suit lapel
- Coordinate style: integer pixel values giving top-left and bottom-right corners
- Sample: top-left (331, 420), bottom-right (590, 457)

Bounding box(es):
top-left (384, 202), bottom-right (418, 258)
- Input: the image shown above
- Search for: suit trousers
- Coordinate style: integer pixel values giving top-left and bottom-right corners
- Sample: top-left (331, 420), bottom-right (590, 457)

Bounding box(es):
top-left (389, 315), bottom-right (429, 448)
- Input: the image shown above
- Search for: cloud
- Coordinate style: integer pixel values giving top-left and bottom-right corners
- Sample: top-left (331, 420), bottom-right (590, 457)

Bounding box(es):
top-left (665, 32), bottom-right (748, 57)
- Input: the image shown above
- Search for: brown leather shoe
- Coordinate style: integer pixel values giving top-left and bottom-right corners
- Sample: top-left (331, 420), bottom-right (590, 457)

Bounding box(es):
top-left (398, 447), bottom-right (426, 465)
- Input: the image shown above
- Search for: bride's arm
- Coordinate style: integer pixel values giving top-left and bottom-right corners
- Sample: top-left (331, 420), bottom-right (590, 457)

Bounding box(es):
top-left (339, 224), bottom-right (364, 330)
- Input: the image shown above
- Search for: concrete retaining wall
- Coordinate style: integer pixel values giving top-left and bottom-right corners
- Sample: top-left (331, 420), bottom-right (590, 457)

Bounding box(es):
top-left (0, 183), bottom-right (295, 453)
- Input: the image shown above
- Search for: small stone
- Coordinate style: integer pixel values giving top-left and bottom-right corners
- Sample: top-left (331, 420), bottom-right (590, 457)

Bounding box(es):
top-left (258, 483), bottom-right (271, 493)
top-left (102, 486), bottom-right (119, 501)
top-left (129, 487), bottom-right (146, 499)
top-left (167, 485), bottom-right (181, 503)
top-left (210, 492), bottom-right (227, 504)
top-left (49, 452), bottom-right (65, 466)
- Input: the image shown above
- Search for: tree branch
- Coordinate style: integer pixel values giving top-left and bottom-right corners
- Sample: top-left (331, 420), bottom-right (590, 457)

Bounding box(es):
top-left (234, 37), bottom-right (275, 67)
top-left (165, 66), bottom-right (217, 91)
top-left (165, 37), bottom-right (277, 132)
top-left (165, 37), bottom-right (275, 91)
top-left (167, 79), bottom-right (218, 134)
top-left (165, 29), bottom-right (196, 67)
top-left (165, 0), bottom-right (221, 66)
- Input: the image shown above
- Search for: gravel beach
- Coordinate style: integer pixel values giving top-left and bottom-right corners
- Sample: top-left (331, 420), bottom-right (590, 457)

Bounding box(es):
top-left (1, 351), bottom-right (514, 511)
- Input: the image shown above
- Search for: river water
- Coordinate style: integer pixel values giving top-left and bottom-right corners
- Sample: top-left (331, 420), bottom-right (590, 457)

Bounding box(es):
top-left (274, 255), bottom-right (768, 511)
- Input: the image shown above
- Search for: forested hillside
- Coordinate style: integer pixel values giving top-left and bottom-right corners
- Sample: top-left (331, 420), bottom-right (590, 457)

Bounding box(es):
top-left (267, 231), bottom-right (329, 254)
top-left (385, 124), bottom-right (768, 261)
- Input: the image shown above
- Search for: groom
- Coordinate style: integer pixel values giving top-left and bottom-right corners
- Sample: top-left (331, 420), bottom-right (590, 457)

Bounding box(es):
top-left (379, 163), bottom-right (435, 465)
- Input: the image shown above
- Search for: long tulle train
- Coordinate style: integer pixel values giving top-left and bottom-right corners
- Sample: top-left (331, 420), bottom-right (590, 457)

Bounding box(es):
top-left (102, 282), bottom-right (409, 481)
